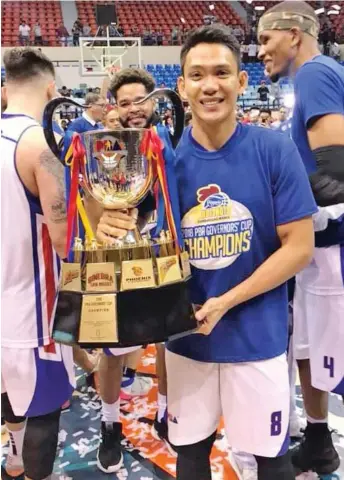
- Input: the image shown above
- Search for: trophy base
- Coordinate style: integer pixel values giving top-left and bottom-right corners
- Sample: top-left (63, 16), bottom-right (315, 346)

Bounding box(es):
top-left (52, 279), bottom-right (197, 348)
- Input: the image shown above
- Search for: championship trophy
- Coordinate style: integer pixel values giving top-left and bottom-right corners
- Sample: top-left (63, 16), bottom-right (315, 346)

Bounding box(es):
top-left (43, 89), bottom-right (197, 348)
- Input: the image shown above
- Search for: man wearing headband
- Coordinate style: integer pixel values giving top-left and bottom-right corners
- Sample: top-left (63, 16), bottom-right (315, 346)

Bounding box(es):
top-left (258, 1), bottom-right (343, 477)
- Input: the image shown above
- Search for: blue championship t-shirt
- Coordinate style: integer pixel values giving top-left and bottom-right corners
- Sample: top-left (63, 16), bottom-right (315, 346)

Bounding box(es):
top-left (167, 123), bottom-right (317, 363)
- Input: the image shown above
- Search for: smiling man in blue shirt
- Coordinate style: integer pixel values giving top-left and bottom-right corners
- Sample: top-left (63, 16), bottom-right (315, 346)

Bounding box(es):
top-left (164, 24), bottom-right (317, 480)
top-left (97, 24), bottom-right (317, 480)
top-left (258, 1), bottom-right (344, 476)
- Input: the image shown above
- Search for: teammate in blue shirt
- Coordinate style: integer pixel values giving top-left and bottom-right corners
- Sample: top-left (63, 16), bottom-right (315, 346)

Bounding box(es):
top-left (98, 24), bottom-right (317, 480)
top-left (258, 1), bottom-right (344, 476)
top-left (87, 68), bottom-right (171, 474)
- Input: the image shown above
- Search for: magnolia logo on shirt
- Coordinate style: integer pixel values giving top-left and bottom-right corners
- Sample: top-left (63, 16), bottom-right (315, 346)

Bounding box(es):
top-left (181, 184), bottom-right (254, 270)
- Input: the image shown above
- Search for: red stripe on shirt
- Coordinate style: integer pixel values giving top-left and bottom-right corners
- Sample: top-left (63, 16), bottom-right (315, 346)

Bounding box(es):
top-left (42, 223), bottom-right (56, 353)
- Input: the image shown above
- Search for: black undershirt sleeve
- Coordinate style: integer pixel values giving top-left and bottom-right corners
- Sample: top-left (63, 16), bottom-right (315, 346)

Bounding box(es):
top-left (309, 145), bottom-right (344, 206)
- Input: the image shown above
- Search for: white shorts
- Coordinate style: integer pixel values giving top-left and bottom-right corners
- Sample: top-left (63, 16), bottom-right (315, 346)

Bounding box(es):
top-left (103, 345), bottom-right (142, 357)
top-left (293, 284), bottom-right (344, 394)
top-left (166, 351), bottom-right (290, 457)
top-left (1, 343), bottom-right (75, 417)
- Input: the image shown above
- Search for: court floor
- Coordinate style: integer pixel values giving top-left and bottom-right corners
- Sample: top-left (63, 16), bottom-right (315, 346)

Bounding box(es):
top-left (1, 346), bottom-right (343, 479)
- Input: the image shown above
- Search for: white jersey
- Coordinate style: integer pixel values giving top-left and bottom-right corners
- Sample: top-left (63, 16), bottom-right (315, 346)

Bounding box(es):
top-left (296, 204), bottom-right (344, 295)
top-left (1, 114), bottom-right (60, 348)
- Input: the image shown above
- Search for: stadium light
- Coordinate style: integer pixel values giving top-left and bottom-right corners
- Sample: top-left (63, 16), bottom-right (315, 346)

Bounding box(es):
top-left (314, 7), bottom-right (325, 14)
top-left (283, 93), bottom-right (295, 109)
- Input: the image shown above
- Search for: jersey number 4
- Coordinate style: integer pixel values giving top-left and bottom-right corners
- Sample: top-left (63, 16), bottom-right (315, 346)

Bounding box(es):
top-left (324, 356), bottom-right (334, 378)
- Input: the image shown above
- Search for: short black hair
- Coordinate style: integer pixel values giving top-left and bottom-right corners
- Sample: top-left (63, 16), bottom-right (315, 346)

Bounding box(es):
top-left (180, 24), bottom-right (241, 74)
top-left (109, 68), bottom-right (155, 100)
top-left (260, 108), bottom-right (271, 116)
top-left (3, 47), bottom-right (55, 83)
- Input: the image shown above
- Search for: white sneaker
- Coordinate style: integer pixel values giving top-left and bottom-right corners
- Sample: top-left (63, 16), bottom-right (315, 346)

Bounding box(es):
top-left (289, 411), bottom-right (306, 438)
top-left (228, 449), bottom-right (258, 480)
top-left (120, 376), bottom-right (153, 401)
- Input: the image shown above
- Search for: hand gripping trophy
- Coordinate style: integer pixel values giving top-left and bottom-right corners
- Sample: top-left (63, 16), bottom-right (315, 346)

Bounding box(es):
top-left (43, 89), bottom-right (197, 348)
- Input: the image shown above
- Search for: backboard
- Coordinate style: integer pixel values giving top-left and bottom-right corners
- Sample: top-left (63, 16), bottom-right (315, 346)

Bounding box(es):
top-left (79, 36), bottom-right (142, 77)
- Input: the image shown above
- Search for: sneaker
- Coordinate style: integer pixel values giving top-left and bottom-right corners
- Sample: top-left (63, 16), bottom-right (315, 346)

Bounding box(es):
top-left (97, 421), bottom-right (124, 473)
top-left (290, 411), bottom-right (306, 439)
top-left (120, 376), bottom-right (153, 401)
top-left (291, 424), bottom-right (340, 475)
top-left (228, 449), bottom-right (258, 480)
top-left (151, 413), bottom-right (177, 457)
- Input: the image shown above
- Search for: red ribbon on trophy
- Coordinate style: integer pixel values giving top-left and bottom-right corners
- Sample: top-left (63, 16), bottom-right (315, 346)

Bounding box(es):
top-left (141, 128), bottom-right (180, 254)
top-left (65, 134), bottom-right (86, 257)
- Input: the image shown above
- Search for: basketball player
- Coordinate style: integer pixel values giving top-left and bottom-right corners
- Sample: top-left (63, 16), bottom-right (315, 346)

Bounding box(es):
top-left (258, 2), bottom-right (344, 475)
top-left (1, 48), bottom-right (75, 480)
top-left (91, 68), bottom-right (172, 473)
top-left (59, 87), bottom-right (152, 402)
top-left (97, 25), bottom-right (318, 480)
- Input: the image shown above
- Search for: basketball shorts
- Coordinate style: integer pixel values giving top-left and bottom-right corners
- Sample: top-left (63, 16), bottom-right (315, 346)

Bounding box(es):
top-left (1, 343), bottom-right (75, 417)
top-left (166, 351), bottom-right (290, 457)
top-left (293, 284), bottom-right (344, 394)
top-left (103, 345), bottom-right (143, 357)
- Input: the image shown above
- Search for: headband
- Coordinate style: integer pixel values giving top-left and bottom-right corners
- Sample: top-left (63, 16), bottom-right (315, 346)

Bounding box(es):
top-left (258, 11), bottom-right (319, 39)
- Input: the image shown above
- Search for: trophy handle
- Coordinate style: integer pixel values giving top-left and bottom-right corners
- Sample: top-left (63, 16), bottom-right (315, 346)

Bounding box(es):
top-left (134, 88), bottom-right (185, 148)
top-left (42, 97), bottom-right (86, 164)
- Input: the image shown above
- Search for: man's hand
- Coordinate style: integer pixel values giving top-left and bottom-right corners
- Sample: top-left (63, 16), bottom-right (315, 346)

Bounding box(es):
top-left (194, 296), bottom-right (230, 335)
top-left (96, 208), bottom-right (138, 244)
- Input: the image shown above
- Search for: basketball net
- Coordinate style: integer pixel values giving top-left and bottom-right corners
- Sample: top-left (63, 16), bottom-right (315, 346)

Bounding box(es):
top-left (104, 64), bottom-right (121, 79)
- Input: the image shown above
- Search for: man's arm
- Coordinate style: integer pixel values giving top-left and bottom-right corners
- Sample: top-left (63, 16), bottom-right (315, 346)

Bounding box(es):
top-left (96, 194), bottom-right (156, 244)
top-left (225, 217), bottom-right (314, 308)
top-left (16, 127), bottom-right (67, 258)
top-left (194, 217), bottom-right (314, 333)
top-left (295, 63), bottom-right (344, 206)
top-left (307, 114), bottom-right (344, 206)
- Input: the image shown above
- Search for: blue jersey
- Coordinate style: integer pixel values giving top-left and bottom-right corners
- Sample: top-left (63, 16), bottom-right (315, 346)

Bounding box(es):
top-left (66, 115), bottom-right (103, 135)
top-left (292, 54), bottom-right (344, 247)
top-left (167, 124), bottom-right (317, 363)
top-left (292, 55), bottom-right (344, 175)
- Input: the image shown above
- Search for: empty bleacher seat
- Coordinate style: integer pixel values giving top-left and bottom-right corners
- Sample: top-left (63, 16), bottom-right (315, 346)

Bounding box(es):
top-left (1, 0), bottom-right (62, 46)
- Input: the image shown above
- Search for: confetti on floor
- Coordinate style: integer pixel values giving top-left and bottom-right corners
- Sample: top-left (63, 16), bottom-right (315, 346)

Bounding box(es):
top-left (2, 345), bottom-right (343, 479)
